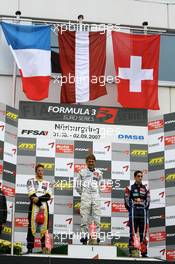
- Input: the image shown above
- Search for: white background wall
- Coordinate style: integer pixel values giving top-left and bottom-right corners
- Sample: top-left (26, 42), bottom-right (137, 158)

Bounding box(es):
top-left (0, 0), bottom-right (175, 117)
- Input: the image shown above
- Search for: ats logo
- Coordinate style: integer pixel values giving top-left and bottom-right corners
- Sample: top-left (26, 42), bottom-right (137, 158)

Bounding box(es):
top-left (6, 111), bottom-right (18, 120)
top-left (100, 222), bottom-right (111, 230)
top-left (166, 173), bottom-right (175, 181)
top-left (54, 181), bottom-right (73, 190)
top-left (21, 130), bottom-right (48, 136)
top-left (113, 242), bottom-right (128, 248)
top-left (74, 201), bottom-right (81, 209)
top-left (131, 149), bottom-right (147, 156)
top-left (96, 108), bottom-right (118, 124)
top-left (18, 143), bottom-right (36, 150)
top-left (41, 163), bottom-right (54, 170)
top-left (149, 157), bottom-right (164, 165)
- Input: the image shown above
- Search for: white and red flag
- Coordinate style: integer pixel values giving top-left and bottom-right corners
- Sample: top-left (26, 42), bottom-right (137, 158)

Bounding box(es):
top-left (112, 32), bottom-right (160, 109)
top-left (59, 31), bottom-right (107, 103)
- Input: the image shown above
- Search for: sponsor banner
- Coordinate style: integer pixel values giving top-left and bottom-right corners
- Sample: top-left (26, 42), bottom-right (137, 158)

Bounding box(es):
top-left (112, 143), bottom-right (130, 161)
top-left (18, 119), bottom-right (147, 143)
top-left (3, 142), bottom-right (17, 165)
top-left (53, 214), bottom-right (73, 233)
top-left (100, 199), bottom-right (112, 217)
top-left (55, 195), bottom-right (73, 215)
top-left (53, 233), bottom-right (72, 246)
top-left (93, 142), bottom-right (111, 161)
top-left (74, 163), bottom-right (86, 173)
top-left (166, 206), bottom-right (175, 226)
top-left (100, 217), bottom-right (111, 234)
top-left (55, 158), bottom-right (74, 177)
top-left (164, 112), bottom-right (175, 132)
top-left (148, 151), bottom-right (164, 171)
top-left (16, 155), bottom-right (35, 175)
top-left (5, 124), bottom-right (18, 145)
top-left (17, 137), bottom-right (36, 156)
top-left (149, 207), bottom-right (165, 228)
top-left (2, 185), bottom-right (15, 197)
top-left (165, 168), bottom-right (175, 188)
top-left (148, 133), bottom-right (164, 154)
top-left (112, 201), bottom-right (128, 214)
top-left (0, 140), bottom-right (4, 160)
top-left (148, 246), bottom-right (166, 260)
top-left (6, 105), bottom-right (18, 127)
top-left (0, 122), bottom-right (5, 141)
top-left (148, 119), bottom-right (164, 132)
top-left (96, 160), bottom-right (111, 179)
top-left (111, 161), bottom-right (130, 180)
top-left (149, 231), bottom-right (166, 243)
top-left (36, 138), bottom-right (55, 157)
top-left (54, 176), bottom-right (73, 196)
top-left (166, 187), bottom-right (175, 206)
top-left (166, 225), bottom-right (175, 246)
top-left (14, 231), bottom-right (27, 244)
top-left (165, 149), bottom-right (175, 169)
top-left (3, 161), bottom-right (16, 184)
top-left (73, 197), bottom-right (81, 216)
top-left (150, 188), bottom-right (165, 209)
top-left (0, 103), bottom-right (6, 122)
top-left (19, 101), bottom-right (147, 126)
top-left (115, 126), bottom-right (148, 145)
top-left (15, 174), bottom-right (32, 194)
top-left (111, 180), bottom-right (129, 199)
top-left (130, 162), bottom-right (148, 181)
top-left (111, 216), bottom-right (129, 238)
top-left (167, 249), bottom-right (175, 261)
top-left (15, 217), bottom-right (28, 228)
top-left (130, 144), bottom-right (148, 162)
top-left (15, 194), bottom-right (30, 213)
top-left (56, 141), bottom-right (74, 158)
top-left (149, 170), bottom-right (165, 190)
top-left (74, 141), bottom-right (93, 158)
top-left (165, 135), bottom-right (175, 147)
top-left (36, 157), bottom-right (55, 176)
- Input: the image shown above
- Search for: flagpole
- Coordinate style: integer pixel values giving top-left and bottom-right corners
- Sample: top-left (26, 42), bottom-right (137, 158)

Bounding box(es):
top-left (11, 10), bottom-right (21, 108)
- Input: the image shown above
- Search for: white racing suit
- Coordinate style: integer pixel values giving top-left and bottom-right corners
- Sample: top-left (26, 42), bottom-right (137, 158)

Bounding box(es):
top-left (26, 178), bottom-right (52, 250)
top-left (76, 168), bottom-right (103, 240)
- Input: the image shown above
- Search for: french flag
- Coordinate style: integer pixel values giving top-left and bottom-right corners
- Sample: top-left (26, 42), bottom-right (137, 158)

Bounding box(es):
top-left (1, 22), bottom-right (51, 100)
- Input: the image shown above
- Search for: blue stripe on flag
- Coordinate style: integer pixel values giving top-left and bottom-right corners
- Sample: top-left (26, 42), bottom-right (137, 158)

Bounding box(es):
top-left (1, 22), bottom-right (51, 50)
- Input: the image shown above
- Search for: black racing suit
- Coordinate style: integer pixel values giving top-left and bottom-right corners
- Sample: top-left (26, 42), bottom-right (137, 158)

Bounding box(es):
top-left (124, 183), bottom-right (150, 256)
top-left (0, 189), bottom-right (7, 235)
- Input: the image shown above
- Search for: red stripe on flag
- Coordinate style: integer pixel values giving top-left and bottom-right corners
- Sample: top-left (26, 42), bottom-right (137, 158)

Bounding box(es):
top-left (89, 32), bottom-right (107, 100)
top-left (20, 70), bottom-right (50, 100)
top-left (59, 31), bottom-right (76, 103)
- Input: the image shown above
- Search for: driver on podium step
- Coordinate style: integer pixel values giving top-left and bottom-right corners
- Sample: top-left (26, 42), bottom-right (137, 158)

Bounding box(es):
top-left (124, 170), bottom-right (150, 258)
top-left (26, 164), bottom-right (52, 254)
top-left (76, 154), bottom-right (103, 245)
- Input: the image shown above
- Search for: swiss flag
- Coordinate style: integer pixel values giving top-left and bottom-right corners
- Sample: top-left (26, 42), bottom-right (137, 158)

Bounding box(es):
top-left (112, 32), bottom-right (160, 109)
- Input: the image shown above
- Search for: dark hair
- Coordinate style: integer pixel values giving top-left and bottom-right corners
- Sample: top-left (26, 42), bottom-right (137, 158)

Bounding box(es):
top-left (86, 154), bottom-right (96, 162)
top-left (134, 170), bottom-right (143, 177)
top-left (35, 163), bottom-right (44, 173)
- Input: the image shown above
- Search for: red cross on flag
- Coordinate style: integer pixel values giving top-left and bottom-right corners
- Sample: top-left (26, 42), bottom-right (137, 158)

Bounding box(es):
top-left (112, 32), bottom-right (160, 110)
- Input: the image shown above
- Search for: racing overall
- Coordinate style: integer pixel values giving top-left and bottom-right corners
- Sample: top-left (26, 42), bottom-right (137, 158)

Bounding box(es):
top-left (124, 183), bottom-right (150, 256)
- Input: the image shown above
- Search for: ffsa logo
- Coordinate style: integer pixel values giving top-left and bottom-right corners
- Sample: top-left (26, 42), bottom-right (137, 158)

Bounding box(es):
top-left (21, 130), bottom-right (48, 136)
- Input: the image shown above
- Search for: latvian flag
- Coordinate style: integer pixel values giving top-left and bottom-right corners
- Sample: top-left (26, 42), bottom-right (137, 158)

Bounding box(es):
top-left (1, 22), bottom-right (51, 100)
top-left (59, 31), bottom-right (107, 103)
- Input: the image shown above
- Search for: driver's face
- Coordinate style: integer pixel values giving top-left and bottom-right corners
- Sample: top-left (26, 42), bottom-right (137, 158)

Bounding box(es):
top-left (86, 159), bottom-right (95, 170)
top-left (36, 167), bottom-right (44, 178)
